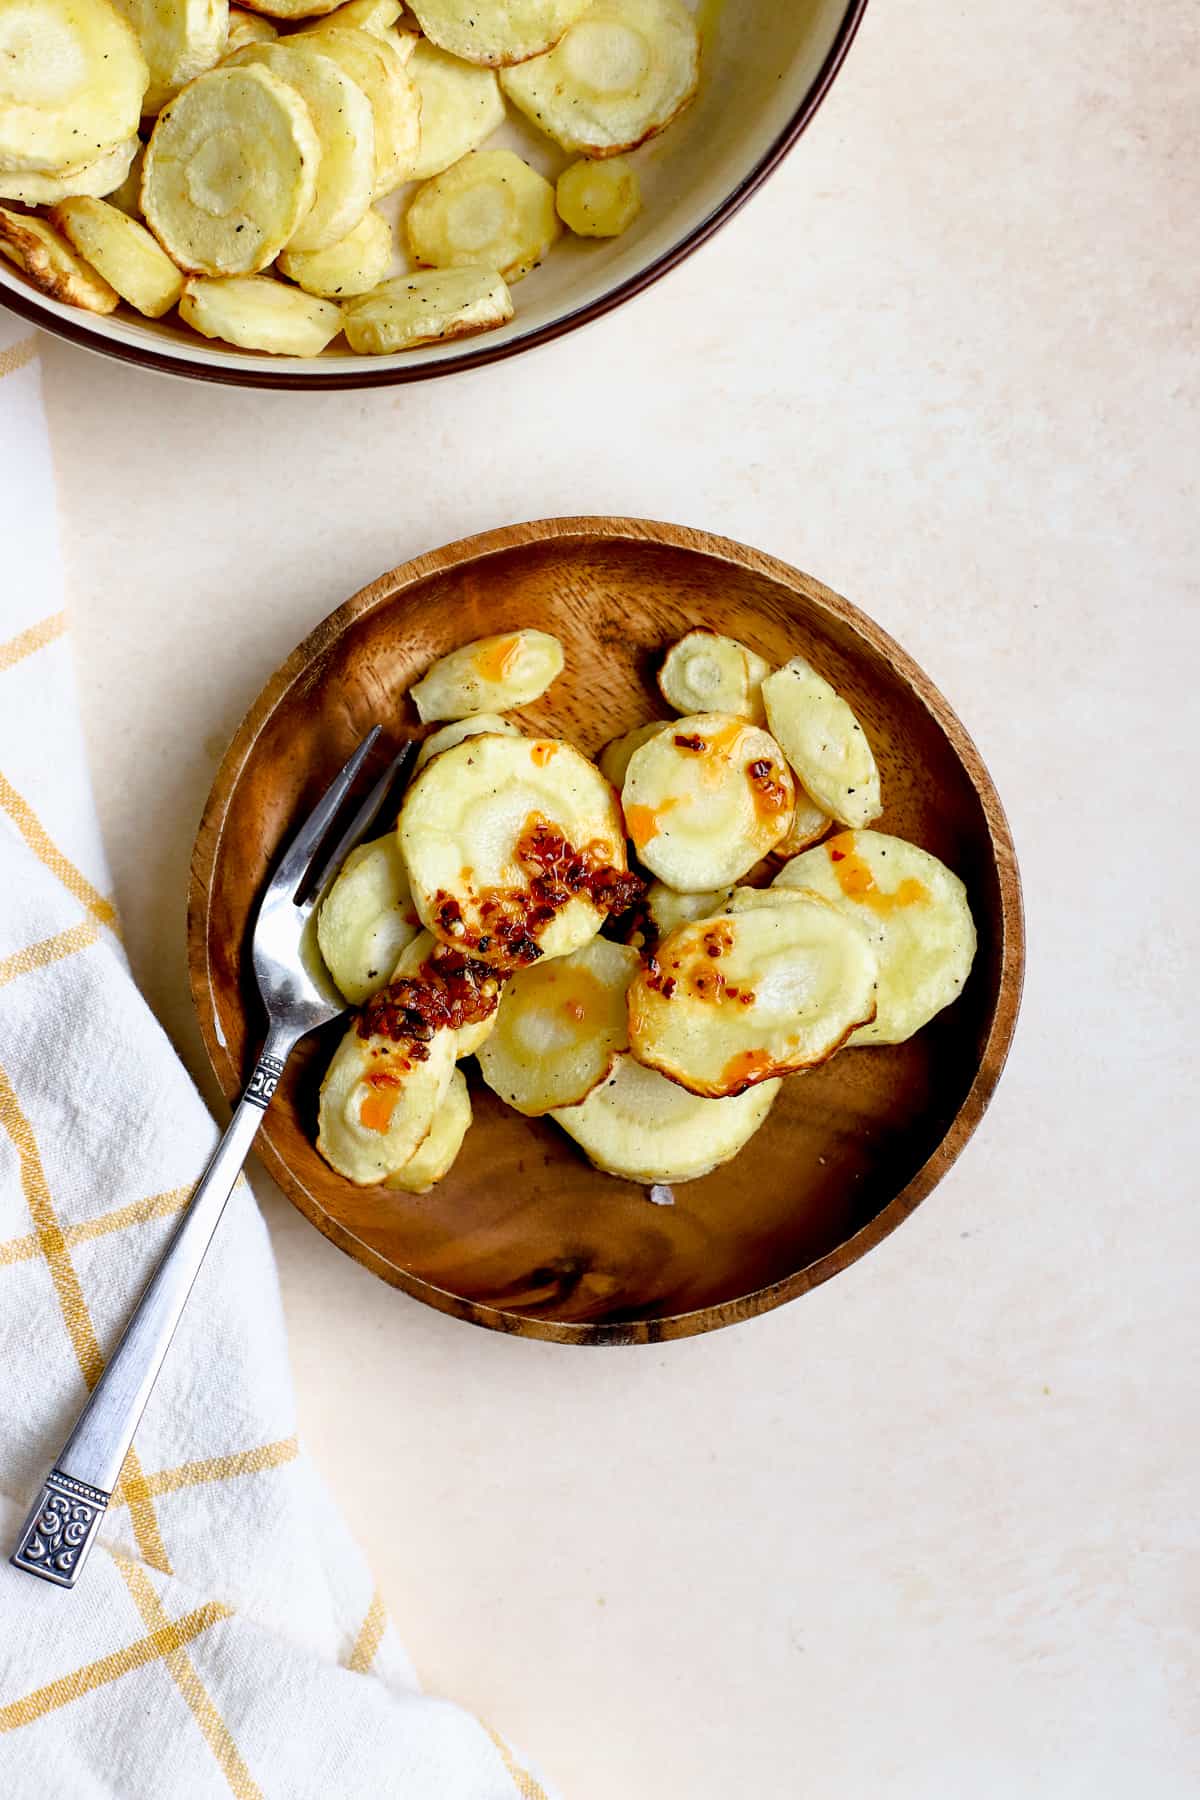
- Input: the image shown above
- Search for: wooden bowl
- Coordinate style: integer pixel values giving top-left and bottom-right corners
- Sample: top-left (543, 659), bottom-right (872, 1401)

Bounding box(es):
top-left (188, 518), bottom-right (1023, 1343)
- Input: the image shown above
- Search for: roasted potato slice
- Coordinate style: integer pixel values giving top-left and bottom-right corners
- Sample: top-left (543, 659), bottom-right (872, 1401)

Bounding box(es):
top-left (343, 265), bottom-right (512, 352)
top-left (414, 712), bottom-right (521, 774)
top-left (627, 895), bottom-right (878, 1097)
top-left (621, 712), bottom-right (794, 889)
top-left (295, 0), bottom-right (399, 32)
top-left (774, 831), bottom-right (977, 1045)
top-left (389, 928), bottom-right (502, 1057)
top-left (406, 148), bottom-right (559, 282)
top-left (316, 832), bottom-right (421, 1004)
top-left (596, 721), bottom-right (667, 790)
top-left (408, 38), bottom-right (505, 180)
top-left (116, 0), bottom-right (227, 115)
top-left (49, 196), bottom-right (183, 315)
top-left (308, 25), bottom-right (420, 194)
top-left (761, 655), bottom-right (882, 829)
top-left (551, 1053), bottom-right (780, 1186)
top-left (408, 0), bottom-right (590, 67)
top-left (383, 1065), bottom-right (471, 1192)
top-left (478, 937), bottom-right (639, 1114)
top-left (142, 65), bottom-right (320, 274)
top-left (501, 0), bottom-right (699, 157)
top-left (658, 629), bottom-right (769, 723)
top-left (236, 0), bottom-right (341, 19)
top-left (277, 205), bottom-right (390, 296)
top-left (773, 785), bottom-right (832, 857)
top-left (556, 155), bottom-right (640, 237)
top-left (644, 879), bottom-right (735, 939)
top-left (0, 205), bottom-right (118, 310)
top-left (410, 629), bottom-right (563, 722)
top-left (0, 136), bottom-right (139, 204)
top-left (317, 1019), bottom-right (455, 1184)
top-left (0, 0), bottom-right (147, 175)
top-left (224, 40), bottom-right (375, 250)
top-left (105, 140), bottom-right (146, 213)
top-left (224, 5), bottom-right (276, 48)
top-left (180, 274), bottom-right (343, 351)
top-left (399, 732), bottom-right (634, 968)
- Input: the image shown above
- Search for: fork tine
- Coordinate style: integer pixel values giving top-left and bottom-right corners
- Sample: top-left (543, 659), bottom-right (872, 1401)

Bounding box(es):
top-left (266, 726), bottom-right (381, 904)
top-left (301, 738), bottom-right (417, 907)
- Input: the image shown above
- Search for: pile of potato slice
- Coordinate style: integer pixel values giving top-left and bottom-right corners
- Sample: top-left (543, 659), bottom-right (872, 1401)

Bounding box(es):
top-left (313, 625), bottom-right (979, 1195)
top-left (0, 0), bottom-right (702, 356)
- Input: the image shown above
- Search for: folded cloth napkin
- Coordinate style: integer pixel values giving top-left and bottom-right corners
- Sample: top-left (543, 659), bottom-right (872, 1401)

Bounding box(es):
top-left (0, 315), bottom-right (550, 1800)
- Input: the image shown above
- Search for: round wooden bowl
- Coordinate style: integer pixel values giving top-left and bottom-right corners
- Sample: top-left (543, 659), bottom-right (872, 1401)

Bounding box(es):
top-left (188, 518), bottom-right (1023, 1343)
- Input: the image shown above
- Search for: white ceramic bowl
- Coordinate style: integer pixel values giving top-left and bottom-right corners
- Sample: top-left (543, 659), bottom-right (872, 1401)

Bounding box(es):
top-left (0, 0), bottom-right (866, 388)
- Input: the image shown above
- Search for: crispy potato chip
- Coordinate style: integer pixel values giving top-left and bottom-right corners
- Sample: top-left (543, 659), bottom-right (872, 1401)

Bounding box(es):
top-left (761, 654), bottom-right (882, 829)
top-left (414, 712), bottom-right (522, 774)
top-left (0, 0), bottom-right (147, 175)
top-left (596, 721), bottom-right (667, 790)
top-left (317, 832), bottom-right (421, 1004)
top-left (643, 879), bottom-right (736, 939)
top-left (0, 136), bottom-right (139, 204)
top-left (224, 5), bottom-right (276, 48)
top-left (116, 0), bottom-right (227, 116)
top-left (407, 37), bottom-right (505, 180)
top-left (278, 205), bottom-right (390, 296)
top-left (0, 204), bottom-right (118, 310)
top-left (556, 154), bottom-right (640, 237)
top-left (406, 147), bottom-right (559, 282)
top-left (50, 195), bottom-right (183, 314)
top-left (773, 785), bottom-right (831, 857)
top-left (343, 265), bottom-right (512, 352)
top-left (308, 25), bottom-right (420, 194)
top-left (478, 936), bottom-right (639, 1114)
top-left (410, 629), bottom-right (563, 722)
top-left (658, 628), bottom-right (768, 722)
top-left (296, 0), bottom-right (402, 36)
top-left (317, 1019), bottom-right (455, 1183)
top-left (383, 1065), bottom-right (471, 1191)
top-left (409, 0), bottom-right (591, 67)
top-left (180, 274), bottom-right (343, 353)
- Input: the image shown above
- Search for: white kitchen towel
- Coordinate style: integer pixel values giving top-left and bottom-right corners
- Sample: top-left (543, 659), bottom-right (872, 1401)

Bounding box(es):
top-left (0, 316), bottom-right (551, 1800)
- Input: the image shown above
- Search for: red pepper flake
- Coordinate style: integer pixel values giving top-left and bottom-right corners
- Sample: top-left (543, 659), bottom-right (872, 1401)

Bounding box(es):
top-left (673, 732), bottom-right (705, 752)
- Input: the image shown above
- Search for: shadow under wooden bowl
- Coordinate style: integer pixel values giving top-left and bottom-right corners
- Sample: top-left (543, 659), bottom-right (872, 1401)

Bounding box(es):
top-left (188, 517), bottom-right (1024, 1344)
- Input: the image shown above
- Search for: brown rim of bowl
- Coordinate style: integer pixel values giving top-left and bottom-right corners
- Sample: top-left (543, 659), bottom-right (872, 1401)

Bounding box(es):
top-left (4, 0), bottom-right (870, 391)
top-left (188, 516), bottom-right (1025, 1344)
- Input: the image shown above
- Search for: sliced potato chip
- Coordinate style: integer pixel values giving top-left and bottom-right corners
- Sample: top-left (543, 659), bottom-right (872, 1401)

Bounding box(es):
top-left (658, 629), bottom-right (769, 722)
top-left (0, 136), bottom-right (139, 205)
top-left (343, 265), bottom-right (512, 352)
top-left (501, 0), bottom-right (699, 157)
top-left (49, 195), bottom-right (183, 314)
top-left (774, 831), bottom-right (977, 1045)
top-left (552, 1053), bottom-right (780, 1185)
top-left (236, 0), bottom-right (341, 19)
top-left (384, 1065), bottom-right (471, 1191)
top-left (142, 65), bottom-right (320, 274)
top-left (295, 0), bottom-right (401, 35)
top-left (224, 5), bottom-right (276, 48)
top-left (388, 928), bottom-right (502, 1058)
top-left (278, 205), bottom-right (390, 296)
top-left (409, 0), bottom-right (590, 67)
top-left (627, 895), bottom-right (878, 1097)
top-left (761, 654), bottom-right (882, 829)
top-left (317, 832), bottom-right (421, 1004)
top-left (410, 629), bottom-right (563, 722)
top-left (406, 148), bottom-right (559, 282)
top-left (400, 732), bottom-right (635, 968)
top-left (478, 937), bottom-right (639, 1114)
top-left (317, 1019), bottom-right (455, 1183)
top-left (115, 0), bottom-right (227, 116)
top-left (225, 40), bottom-right (375, 250)
top-left (180, 274), bottom-right (343, 352)
top-left (644, 879), bottom-right (735, 939)
top-left (414, 712), bottom-right (522, 773)
top-left (621, 712), bottom-right (794, 889)
top-left (0, 0), bottom-right (147, 176)
top-left (308, 26), bottom-right (420, 194)
top-left (555, 155), bottom-right (640, 237)
top-left (0, 205), bottom-right (118, 310)
top-left (407, 39), bottom-right (505, 181)
top-left (596, 721), bottom-right (667, 790)
top-left (773, 785), bottom-right (831, 857)
top-left (105, 139), bottom-right (145, 212)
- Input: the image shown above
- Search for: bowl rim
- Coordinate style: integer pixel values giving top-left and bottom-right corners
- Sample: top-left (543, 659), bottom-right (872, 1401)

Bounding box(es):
top-left (188, 515), bottom-right (1025, 1345)
top-left (2, 0), bottom-right (870, 391)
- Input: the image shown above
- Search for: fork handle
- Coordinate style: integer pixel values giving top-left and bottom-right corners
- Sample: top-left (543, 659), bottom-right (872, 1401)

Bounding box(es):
top-left (10, 1031), bottom-right (294, 1590)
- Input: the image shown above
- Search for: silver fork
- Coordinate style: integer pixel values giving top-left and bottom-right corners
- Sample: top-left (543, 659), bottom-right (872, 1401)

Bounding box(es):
top-left (10, 728), bottom-right (413, 1590)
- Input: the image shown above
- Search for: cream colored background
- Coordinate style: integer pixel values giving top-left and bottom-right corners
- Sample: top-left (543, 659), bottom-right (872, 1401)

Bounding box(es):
top-left (28, 0), bottom-right (1199, 1792)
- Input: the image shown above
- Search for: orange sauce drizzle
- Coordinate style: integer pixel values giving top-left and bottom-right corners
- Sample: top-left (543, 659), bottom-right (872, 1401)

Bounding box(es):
top-left (531, 741), bottom-right (559, 768)
top-left (720, 1048), bottom-right (776, 1091)
top-left (473, 635), bottom-right (522, 684)
top-left (827, 833), bottom-right (929, 915)
top-left (625, 798), bottom-right (677, 851)
top-left (359, 1070), bottom-right (403, 1134)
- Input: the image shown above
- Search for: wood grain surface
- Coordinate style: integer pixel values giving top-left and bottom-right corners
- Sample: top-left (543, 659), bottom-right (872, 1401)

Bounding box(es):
top-left (187, 517), bottom-right (1023, 1343)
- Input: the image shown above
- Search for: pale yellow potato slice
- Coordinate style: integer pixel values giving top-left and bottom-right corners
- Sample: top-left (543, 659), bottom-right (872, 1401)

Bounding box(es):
top-left (621, 712), bottom-right (794, 889)
top-left (316, 832), bottom-right (421, 1004)
top-left (180, 274), bottom-right (343, 352)
top-left (406, 148), bottom-right (559, 282)
top-left (627, 895), bottom-right (879, 1097)
top-left (0, 0), bottom-right (147, 175)
top-left (552, 1053), bottom-right (780, 1186)
top-left (501, 0), bottom-right (698, 157)
top-left (237, 0), bottom-right (341, 19)
top-left (658, 628), bottom-right (769, 723)
top-left (115, 0), bottom-right (227, 116)
top-left (409, 0), bottom-right (590, 67)
top-left (410, 629), bottom-right (563, 722)
top-left (389, 928), bottom-right (501, 1057)
top-left (596, 721), bottom-right (667, 790)
top-left (225, 40), bottom-right (375, 250)
top-left (414, 712), bottom-right (521, 773)
top-left (317, 1019), bottom-right (455, 1183)
top-left (644, 879), bottom-right (735, 939)
top-left (555, 155), bottom-right (640, 237)
top-left (761, 654), bottom-right (882, 829)
top-left (142, 65), bottom-right (320, 274)
top-left (773, 785), bottom-right (832, 857)
top-left (343, 265), bottom-right (512, 353)
top-left (308, 26), bottom-right (420, 194)
top-left (224, 5), bottom-right (276, 48)
top-left (407, 38), bottom-right (505, 181)
top-left (478, 937), bottom-right (639, 1114)
top-left (49, 196), bottom-right (182, 314)
top-left (105, 140), bottom-right (145, 212)
top-left (0, 136), bottom-right (139, 204)
top-left (384, 1065), bottom-right (471, 1191)
top-left (295, 0), bottom-right (402, 36)
top-left (774, 831), bottom-right (977, 1045)
top-left (278, 205), bottom-right (390, 296)
top-left (0, 205), bottom-right (118, 310)
top-left (399, 732), bottom-right (633, 968)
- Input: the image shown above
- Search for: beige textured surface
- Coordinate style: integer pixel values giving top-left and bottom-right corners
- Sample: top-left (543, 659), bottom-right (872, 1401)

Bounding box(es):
top-left (29, 0), bottom-right (1199, 1792)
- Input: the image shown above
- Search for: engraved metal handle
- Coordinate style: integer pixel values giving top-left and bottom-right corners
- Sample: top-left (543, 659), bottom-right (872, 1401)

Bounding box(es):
top-left (10, 1029), bottom-right (295, 1589)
